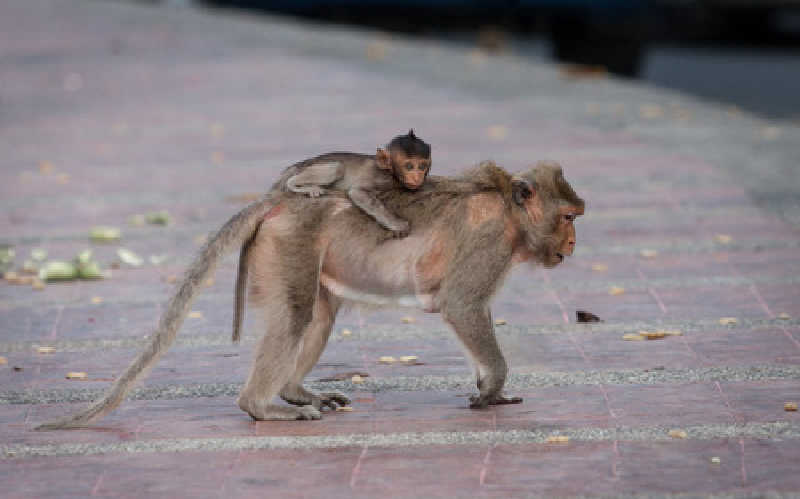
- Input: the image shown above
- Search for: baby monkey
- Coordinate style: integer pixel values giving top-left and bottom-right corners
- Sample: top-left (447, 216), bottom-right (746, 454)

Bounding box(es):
top-left (278, 129), bottom-right (431, 237)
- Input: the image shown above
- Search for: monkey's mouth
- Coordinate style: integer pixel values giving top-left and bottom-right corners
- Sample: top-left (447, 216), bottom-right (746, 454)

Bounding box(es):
top-left (555, 253), bottom-right (565, 263)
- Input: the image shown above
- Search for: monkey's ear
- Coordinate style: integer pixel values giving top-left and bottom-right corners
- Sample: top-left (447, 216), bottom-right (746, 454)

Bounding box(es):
top-left (408, 129), bottom-right (415, 138)
top-left (512, 178), bottom-right (534, 206)
top-left (376, 148), bottom-right (392, 170)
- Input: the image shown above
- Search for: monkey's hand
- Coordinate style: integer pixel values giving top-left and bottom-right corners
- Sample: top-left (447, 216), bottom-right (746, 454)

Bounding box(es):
top-left (314, 392), bottom-right (352, 411)
top-left (468, 393), bottom-right (523, 409)
top-left (305, 186), bottom-right (327, 198)
top-left (386, 219), bottom-right (410, 239)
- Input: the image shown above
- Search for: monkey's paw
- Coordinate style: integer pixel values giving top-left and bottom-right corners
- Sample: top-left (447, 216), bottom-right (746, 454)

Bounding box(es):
top-left (468, 394), bottom-right (523, 409)
top-left (306, 187), bottom-right (327, 198)
top-left (295, 405), bottom-right (323, 420)
top-left (314, 392), bottom-right (351, 411)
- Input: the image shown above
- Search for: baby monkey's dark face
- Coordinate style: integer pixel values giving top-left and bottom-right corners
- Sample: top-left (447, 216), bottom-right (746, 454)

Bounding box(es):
top-left (392, 150), bottom-right (431, 191)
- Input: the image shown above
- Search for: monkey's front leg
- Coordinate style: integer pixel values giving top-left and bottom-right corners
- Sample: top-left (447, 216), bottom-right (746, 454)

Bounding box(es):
top-left (285, 161), bottom-right (342, 198)
top-left (443, 306), bottom-right (522, 409)
top-left (348, 188), bottom-right (410, 238)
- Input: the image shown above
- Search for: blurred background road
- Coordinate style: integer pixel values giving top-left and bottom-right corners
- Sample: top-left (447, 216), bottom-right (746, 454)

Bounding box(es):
top-left (198, 0), bottom-right (800, 121)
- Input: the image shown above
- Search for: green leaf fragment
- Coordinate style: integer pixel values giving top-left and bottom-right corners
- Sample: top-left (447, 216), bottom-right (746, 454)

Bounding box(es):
top-left (30, 248), bottom-right (48, 262)
top-left (39, 261), bottom-right (78, 282)
top-left (89, 226), bottom-right (121, 242)
top-left (145, 211), bottom-right (170, 225)
top-left (77, 261), bottom-right (104, 279)
top-left (0, 245), bottom-right (14, 264)
top-left (74, 249), bottom-right (93, 265)
top-left (22, 260), bottom-right (38, 273)
top-left (117, 248), bottom-right (143, 267)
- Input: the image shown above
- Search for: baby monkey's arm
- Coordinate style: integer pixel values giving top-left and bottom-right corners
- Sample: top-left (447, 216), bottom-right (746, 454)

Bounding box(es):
top-left (285, 161), bottom-right (343, 198)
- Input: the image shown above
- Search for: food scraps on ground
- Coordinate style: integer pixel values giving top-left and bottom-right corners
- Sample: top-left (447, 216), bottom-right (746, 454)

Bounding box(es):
top-left (65, 372), bottom-right (88, 380)
top-left (785, 402), bottom-right (798, 412)
top-left (379, 356), bottom-right (396, 364)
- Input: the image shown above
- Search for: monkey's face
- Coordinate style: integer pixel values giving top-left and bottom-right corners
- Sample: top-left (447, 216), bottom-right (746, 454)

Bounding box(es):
top-left (547, 204), bottom-right (583, 267)
top-left (515, 162), bottom-right (584, 269)
top-left (392, 151), bottom-right (431, 191)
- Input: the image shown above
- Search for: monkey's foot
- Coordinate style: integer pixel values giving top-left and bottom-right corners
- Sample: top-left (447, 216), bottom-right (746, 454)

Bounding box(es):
top-left (305, 187), bottom-right (327, 198)
top-left (280, 386), bottom-right (350, 411)
top-left (238, 397), bottom-right (322, 421)
top-left (468, 394), bottom-right (523, 409)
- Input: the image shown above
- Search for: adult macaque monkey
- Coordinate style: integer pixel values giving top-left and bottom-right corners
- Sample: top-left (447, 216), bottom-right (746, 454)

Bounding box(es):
top-left (37, 160), bottom-right (584, 429)
top-left (278, 129), bottom-right (432, 238)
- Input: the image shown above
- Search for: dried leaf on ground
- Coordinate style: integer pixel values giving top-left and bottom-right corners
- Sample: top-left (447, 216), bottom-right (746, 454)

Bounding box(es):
top-left (639, 330), bottom-right (667, 340)
top-left (379, 356), bottom-right (396, 364)
top-left (351, 374), bottom-right (365, 384)
top-left (188, 311), bottom-right (203, 319)
top-left (711, 457), bottom-right (721, 464)
top-left (778, 313), bottom-right (791, 320)
top-left (401, 316), bottom-right (416, 324)
top-left (609, 286), bottom-right (625, 296)
top-left (785, 402), bottom-right (798, 412)
top-left (591, 263), bottom-right (608, 272)
top-left (340, 329), bottom-right (352, 337)
top-left (545, 435), bottom-right (570, 443)
top-left (713, 234), bottom-right (733, 245)
top-left (399, 356), bottom-right (418, 364)
top-left (623, 333), bottom-right (645, 341)
top-left (576, 310), bottom-right (602, 323)
top-left (38, 261), bottom-right (78, 282)
top-left (640, 249), bottom-right (658, 258)
top-left (36, 346), bottom-right (56, 354)
top-left (494, 318), bottom-right (507, 325)
top-left (91, 296), bottom-right (103, 304)
top-left (335, 406), bottom-right (354, 412)
top-left (65, 372), bottom-right (88, 380)
top-left (668, 429), bottom-right (688, 439)
top-left (316, 371), bottom-right (369, 382)
top-left (719, 317), bottom-right (738, 326)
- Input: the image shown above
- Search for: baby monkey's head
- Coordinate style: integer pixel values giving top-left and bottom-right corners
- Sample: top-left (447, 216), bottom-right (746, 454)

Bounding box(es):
top-left (377, 129), bottom-right (431, 191)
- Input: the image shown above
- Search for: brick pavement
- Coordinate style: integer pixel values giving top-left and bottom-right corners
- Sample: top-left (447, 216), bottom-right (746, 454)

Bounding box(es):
top-left (1, 0), bottom-right (800, 497)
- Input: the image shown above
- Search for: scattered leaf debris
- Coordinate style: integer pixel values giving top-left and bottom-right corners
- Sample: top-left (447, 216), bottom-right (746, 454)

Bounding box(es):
top-left (713, 234), bottom-right (733, 245)
top-left (719, 317), bottom-right (738, 326)
top-left (668, 429), bottom-right (688, 439)
top-left (609, 286), bottom-right (625, 296)
top-left (31, 279), bottom-right (45, 290)
top-left (165, 275), bottom-right (178, 284)
top-left (36, 346), bottom-right (56, 354)
top-left (623, 333), bottom-right (645, 341)
top-left (22, 260), bottom-right (38, 273)
top-left (30, 248), bottom-right (47, 262)
top-left (188, 311), bottom-right (203, 319)
top-left (778, 313), bottom-right (791, 320)
top-left (639, 330), bottom-right (667, 340)
top-left (785, 402), bottom-right (798, 412)
top-left (640, 249), bottom-right (658, 259)
top-left (545, 435), bottom-right (570, 443)
top-left (91, 296), bottom-right (103, 305)
top-left (149, 254), bottom-right (169, 265)
top-left (351, 374), bottom-right (365, 384)
top-left (145, 211), bottom-right (170, 225)
top-left (65, 372), bottom-right (88, 380)
top-left (335, 406), bottom-right (354, 412)
top-left (117, 248), bottom-right (143, 267)
top-left (401, 316), bottom-right (416, 324)
top-left (576, 310), bottom-right (602, 323)
top-left (38, 261), bottom-right (78, 282)
top-left (341, 329), bottom-right (352, 337)
top-left (494, 318), bottom-right (507, 326)
top-left (711, 457), bottom-right (721, 464)
top-left (591, 263), bottom-right (608, 272)
top-left (379, 356), bottom-right (396, 364)
top-left (317, 371), bottom-right (369, 382)
top-left (89, 226), bottom-right (121, 242)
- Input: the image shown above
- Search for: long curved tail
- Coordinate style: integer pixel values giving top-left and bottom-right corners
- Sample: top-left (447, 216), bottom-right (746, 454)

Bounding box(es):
top-left (35, 195), bottom-right (276, 430)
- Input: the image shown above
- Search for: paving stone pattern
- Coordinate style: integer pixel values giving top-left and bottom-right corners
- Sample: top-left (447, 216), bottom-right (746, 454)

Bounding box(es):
top-left (1, 0), bottom-right (799, 497)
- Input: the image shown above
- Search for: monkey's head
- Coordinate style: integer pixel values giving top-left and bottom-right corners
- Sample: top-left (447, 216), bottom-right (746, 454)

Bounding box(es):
top-left (376, 129), bottom-right (431, 191)
top-left (511, 161), bottom-right (585, 268)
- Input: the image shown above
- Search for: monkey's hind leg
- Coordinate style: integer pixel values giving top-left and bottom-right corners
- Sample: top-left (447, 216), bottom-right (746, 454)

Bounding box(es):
top-left (236, 229), bottom-right (323, 421)
top-left (280, 288), bottom-right (350, 411)
top-left (285, 161), bottom-right (342, 198)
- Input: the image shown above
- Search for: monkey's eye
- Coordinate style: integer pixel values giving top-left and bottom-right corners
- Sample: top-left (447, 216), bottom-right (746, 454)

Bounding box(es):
top-left (564, 214), bottom-right (576, 222)
top-left (405, 162), bottom-right (413, 171)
